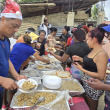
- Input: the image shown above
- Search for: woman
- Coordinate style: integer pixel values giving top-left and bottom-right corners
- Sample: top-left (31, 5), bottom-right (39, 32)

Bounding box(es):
top-left (72, 24), bottom-right (109, 110)
top-left (47, 27), bottom-right (57, 48)
top-left (7, 34), bottom-right (50, 106)
top-left (35, 30), bottom-right (48, 56)
top-left (55, 26), bottom-right (71, 41)
top-left (50, 27), bottom-right (91, 64)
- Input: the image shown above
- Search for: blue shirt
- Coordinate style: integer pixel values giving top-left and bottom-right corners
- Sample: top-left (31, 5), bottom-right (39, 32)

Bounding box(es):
top-left (10, 43), bottom-right (36, 72)
top-left (0, 38), bottom-right (10, 91)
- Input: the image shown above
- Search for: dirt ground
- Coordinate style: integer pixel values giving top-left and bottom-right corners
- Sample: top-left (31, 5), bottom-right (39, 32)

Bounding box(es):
top-left (98, 93), bottom-right (105, 110)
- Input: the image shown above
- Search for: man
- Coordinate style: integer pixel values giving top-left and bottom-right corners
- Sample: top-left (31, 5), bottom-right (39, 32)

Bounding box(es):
top-left (39, 17), bottom-right (52, 38)
top-left (0, 0), bottom-right (27, 108)
top-left (87, 23), bottom-right (93, 31)
top-left (87, 24), bottom-right (110, 110)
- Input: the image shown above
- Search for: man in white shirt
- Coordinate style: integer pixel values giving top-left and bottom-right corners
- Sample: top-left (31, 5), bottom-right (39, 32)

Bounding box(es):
top-left (39, 17), bottom-right (52, 38)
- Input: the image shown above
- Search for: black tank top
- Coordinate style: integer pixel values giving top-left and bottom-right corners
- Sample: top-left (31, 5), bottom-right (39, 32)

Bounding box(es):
top-left (83, 50), bottom-right (103, 72)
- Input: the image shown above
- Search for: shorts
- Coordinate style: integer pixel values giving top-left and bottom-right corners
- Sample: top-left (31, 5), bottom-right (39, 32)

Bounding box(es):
top-left (7, 73), bottom-right (17, 92)
top-left (0, 88), bottom-right (5, 109)
top-left (81, 73), bottom-right (104, 100)
top-left (104, 96), bottom-right (110, 110)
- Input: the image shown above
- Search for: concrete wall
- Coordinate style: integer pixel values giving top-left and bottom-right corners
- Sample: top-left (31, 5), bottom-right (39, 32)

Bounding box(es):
top-left (23, 11), bottom-right (94, 27)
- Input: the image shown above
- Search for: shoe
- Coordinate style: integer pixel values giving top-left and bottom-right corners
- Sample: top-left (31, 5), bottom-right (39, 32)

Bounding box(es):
top-left (2, 104), bottom-right (10, 110)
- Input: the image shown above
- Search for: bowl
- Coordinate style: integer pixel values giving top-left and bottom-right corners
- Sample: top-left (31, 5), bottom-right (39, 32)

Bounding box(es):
top-left (43, 76), bottom-right (61, 89)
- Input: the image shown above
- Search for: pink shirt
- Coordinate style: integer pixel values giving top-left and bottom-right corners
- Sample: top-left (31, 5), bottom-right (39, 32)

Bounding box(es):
top-left (65, 67), bottom-right (71, 72)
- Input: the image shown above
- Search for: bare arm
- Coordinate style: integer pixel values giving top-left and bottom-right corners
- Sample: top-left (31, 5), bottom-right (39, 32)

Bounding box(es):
top-left (55, 37), bottom-right (60, 40)
top-left (33, 52), bottom-right (50, 63)
top-left (50, 52), bottom-right (70, 62)
top-left (87, 78), bottom-right (110, 91)
top-left (45, 43), bottom-right (48, 49)
top-left (74, 52), bottom-right (108, 80)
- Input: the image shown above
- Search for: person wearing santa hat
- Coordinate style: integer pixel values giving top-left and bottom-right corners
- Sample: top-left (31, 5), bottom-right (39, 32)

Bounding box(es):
top-left (0, 0), bottom-right (27, 109)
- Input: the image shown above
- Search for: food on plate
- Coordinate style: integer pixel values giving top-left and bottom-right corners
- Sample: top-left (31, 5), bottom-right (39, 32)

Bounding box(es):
top-left (37, 65), bottom-right (45, 69)
top-left (16, 92), bottom-right (57, 106)
top-left (46, 47), bottom-right (56, 52)
top-left (22, 81), bottom-right (37, 90)
top-left (106, 70), bottom-right (110, 73)
top-left (45, 65), bottom-right (51, 69)
top-left (56, 71), bottom-right (70, 78)
top-left (44, 80), bottom-right (83, 92)
top-left (39, 61), bottom-right (46, 65)
top-left (49, 58), bottom-right (59, 62)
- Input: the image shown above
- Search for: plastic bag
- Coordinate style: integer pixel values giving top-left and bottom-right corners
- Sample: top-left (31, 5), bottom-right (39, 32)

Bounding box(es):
top-left (70, 65), bottom-right (83, 81)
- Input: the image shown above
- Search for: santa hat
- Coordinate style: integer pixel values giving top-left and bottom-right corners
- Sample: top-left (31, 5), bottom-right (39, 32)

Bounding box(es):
top-left (1, 0), bottom-right (22, 20)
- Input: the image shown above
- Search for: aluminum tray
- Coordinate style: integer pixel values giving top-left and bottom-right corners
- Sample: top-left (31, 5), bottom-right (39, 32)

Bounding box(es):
top-left (10, 90), bottom-right (70, 110)
top-left (43, 79), bottom-right (85, 96)
top-left (34, 62), bottom-right (64, 71)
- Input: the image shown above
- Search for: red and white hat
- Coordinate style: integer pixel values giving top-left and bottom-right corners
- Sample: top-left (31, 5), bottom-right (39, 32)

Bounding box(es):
top-left (1, 0), bottom-right (22, 20)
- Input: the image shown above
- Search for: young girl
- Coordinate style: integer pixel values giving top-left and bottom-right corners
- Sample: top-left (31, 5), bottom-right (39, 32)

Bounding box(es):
top-left (47, 27), bottom-right (57, 48)
top-left (65, 59), bottom-right (71, 72)
top-left (35, 30), bottom-right (48, 56)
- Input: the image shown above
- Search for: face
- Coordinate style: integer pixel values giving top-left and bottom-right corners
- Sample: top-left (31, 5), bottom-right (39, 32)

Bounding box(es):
top-left (89, 26), bottom-right (93, 31)
top-left (62, 28), bottom-right (67, 34)
top-left (53, 31), bottom-right (57, 36)
top-left (86, 33), bottom-right (96, 48)
top-left (44, 17), bottom-right (48, 23)
top-left (39, 32), bottom-right (45, 40)
top-left (61, 41), bottom-right (66, 46)
top-left (0, 17), bottom-right (22, 38)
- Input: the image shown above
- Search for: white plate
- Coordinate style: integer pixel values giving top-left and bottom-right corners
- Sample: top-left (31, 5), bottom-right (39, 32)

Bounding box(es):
top-left (48, 54), bottom-right (55, 58)
top-left (17, 79), bottom-right (38, 93)
top-left (43, 76), bottom-right (61, 89)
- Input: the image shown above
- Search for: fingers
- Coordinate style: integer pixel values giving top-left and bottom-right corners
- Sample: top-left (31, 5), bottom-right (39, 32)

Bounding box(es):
top-left (90, 78), bottom-right (98, 82)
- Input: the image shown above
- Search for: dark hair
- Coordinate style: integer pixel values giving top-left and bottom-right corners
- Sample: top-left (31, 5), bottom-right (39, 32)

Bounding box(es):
top-left (50, 27), bottom-right (57, 33)
top-left (87, 24), bottom-right (93, 27)
top-left (23, 34), bottom-right (31, 45)
top-left (25, 28), bottom-right (36, 34)
top-left (64, 26), bottom-right (70, 32)
top-left (72, 27), bottom-right (85, 41)
top-left (67, 60), bottom-right (72, 68)
top-left (88, 23), bottom-right (108, 44)
top-left (39, 30), bottom-right (46, 35)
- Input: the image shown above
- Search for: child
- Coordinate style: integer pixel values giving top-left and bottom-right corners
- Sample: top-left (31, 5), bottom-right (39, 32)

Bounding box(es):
top-left (59, 38), bottom-right (67, 70)
top-left (60, 38), bottom-right (67, 56)
top-left (35, 30), bottom-right (48, 56)
top-left (65, 59), bottom-right (72, 73)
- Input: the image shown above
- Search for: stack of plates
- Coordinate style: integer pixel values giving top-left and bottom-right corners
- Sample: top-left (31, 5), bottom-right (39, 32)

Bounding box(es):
top-left (43, 76), bottom-right (62, 89)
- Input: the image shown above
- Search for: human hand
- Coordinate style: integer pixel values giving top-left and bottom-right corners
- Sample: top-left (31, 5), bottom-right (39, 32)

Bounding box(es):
top-left (86, 78), bottom-right (104, 90)
top-left (16, 75), bottom-right (28, 81)
top-left (72, 55), bottom-right (80, 61)
top-left (1, 77), bottom-right (19, 90)
top-left (46, 59), bottom-right (50, 64)
top-left (49, 51), bottom-right (54, 55)
top-left (72, 62), bottom-right (83, 71)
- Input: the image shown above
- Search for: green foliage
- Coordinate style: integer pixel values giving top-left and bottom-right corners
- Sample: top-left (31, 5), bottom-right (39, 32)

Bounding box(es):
top-left (91, 4), bottom-right (98, 20)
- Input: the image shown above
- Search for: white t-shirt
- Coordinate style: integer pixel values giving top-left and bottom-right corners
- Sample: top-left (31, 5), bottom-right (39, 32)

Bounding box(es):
top-left (9, 38), bottom-right (17, 49)
top-left (39, 23), bottom-right (52, 38)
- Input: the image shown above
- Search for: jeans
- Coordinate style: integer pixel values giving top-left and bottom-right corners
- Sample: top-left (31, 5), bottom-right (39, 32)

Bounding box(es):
top-left (104, 96), bottom-right (110, 110)
top-left (0, 88), bottom-right (5, 109)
